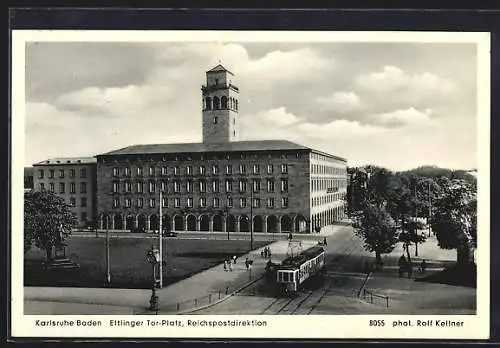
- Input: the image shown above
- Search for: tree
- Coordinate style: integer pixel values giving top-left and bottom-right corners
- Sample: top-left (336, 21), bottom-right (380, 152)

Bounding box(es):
top-left (24, 191), bottom-right (77, 262)
top-left (353, 202), bottom-right (398, 268)
top-left (430, 180), bottom-right (477, 265)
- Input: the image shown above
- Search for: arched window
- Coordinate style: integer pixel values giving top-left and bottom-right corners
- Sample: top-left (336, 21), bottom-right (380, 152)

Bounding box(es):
top-left (221, 96), bottom-right (228, 109)
top-left (229, 97), bottom-right (233, 109)
top-left (205, 97), bottom-right (212, 110)
top-left (213, 96), bottom-right (220, 109)
top-left (235, 99), bottom-right (238, 111)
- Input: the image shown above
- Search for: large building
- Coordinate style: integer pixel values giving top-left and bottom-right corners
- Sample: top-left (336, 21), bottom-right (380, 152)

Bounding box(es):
top-left (95, 64), bottom-right (348, 234)
top-left (32, 157), bottom-right (97, 228)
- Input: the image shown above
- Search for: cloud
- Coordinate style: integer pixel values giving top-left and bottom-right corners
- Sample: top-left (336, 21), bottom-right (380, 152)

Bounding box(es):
top-left (356, 66), bottom-right (455, 94)
top-left (297, 119), bottom-right (388, 140)
top-left (316, 91), bottom-right (363, 113)
top-left (373, 107), bottom-right (437, 127)
top-left (254, 107), bottom-right (301, 126)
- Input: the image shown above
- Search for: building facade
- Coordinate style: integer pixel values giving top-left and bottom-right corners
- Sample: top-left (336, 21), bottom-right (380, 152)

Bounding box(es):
top-left (32, 157), bottom-right (97, 228)
top-left (95, 65), bottom-right (347, 233)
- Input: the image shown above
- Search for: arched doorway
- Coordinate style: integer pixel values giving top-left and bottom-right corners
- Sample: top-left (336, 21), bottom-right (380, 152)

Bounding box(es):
top-left (162, 215), bottom-right (171, 232)
top-left (267, 215), bottom-right (278, 233)
top-left (226, 215), bottom-right (236, 232)
top-left (240, 215), bottom-right (249, 232)
top-left (150, 214), bottom-right (159, 232)
top-left (200, 215), bottom-right (210, 231)
top-left (187, 214), bottom-right (197, 231)
top-left (174, 215), bottom-right (183, 231)
top-left (126, 215), bottom-right (135, 230)
top-left (213, 215), bottom-right (223, 232)
top-left (114, 214), bottom-right (123, 230)
top-left (281, 215), bottom-right (292, 232)
top-left (137, 214), bottom-right (147, 232)
top-left (294, 214), bottom-right (308, 233)
top-left (253, 216), bottom-right (263, 232)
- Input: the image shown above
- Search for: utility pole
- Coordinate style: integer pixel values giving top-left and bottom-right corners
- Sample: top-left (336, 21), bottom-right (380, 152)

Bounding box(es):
top-left (414, 183), bottom-right (418, 257)
top-left (250, 187), bottom-right (254, 250)
top-left (159, 190), bottom-right (163, 288)
top-left (428, 180), bottom-right (432, 237)
top-left (105, 214), bottom-right (110, 286)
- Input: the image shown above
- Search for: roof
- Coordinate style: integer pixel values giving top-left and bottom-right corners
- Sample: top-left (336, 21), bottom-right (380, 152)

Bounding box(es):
top-left (279, 246), bottom-right (325, 270)
top-left (207, 64), bottom-right (234, 75)
top-left (33, 157), bottom-right (97, 166)
top-left (98, 140), bottom-right (311, 156)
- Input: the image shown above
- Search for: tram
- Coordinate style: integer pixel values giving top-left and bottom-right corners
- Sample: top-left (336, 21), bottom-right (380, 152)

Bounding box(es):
top-left (275, 246), bottom-right (326, 295)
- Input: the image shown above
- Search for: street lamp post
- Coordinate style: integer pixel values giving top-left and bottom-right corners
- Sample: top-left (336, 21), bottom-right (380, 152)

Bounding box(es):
top-left (146, 245), bottom-right (160, 313)
top-left (105, 213), bottom-right (111, 286)
top-left (250, 187), bottom-right (254, 251)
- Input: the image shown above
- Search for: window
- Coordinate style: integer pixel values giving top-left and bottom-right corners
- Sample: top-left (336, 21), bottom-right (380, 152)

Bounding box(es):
top-left (38, 169), bottom-right (44, 179)
top-left (174, 166), bottom-right (180, 175)
top-left (199, 180), bottom-right (207, 193)
top-left (113, 167), bottom-right (119, 177)
top-left (136, 181), bottom-right (143, 193)
top-left (137, 167), bottom-right (143, 176)
top-left (267, 164), bottom-right (273, 174)
top-left (49, 183), bottom-right (54, 192)
top-left (239, 180), bottom-right (247, 192)
top-left (253, 198), bottom-right (260, 208)
top-left (267, 179), bottom-right (275, 193)
top-left (200, 197), bottom-right (206, 207)
top-left (58, 169), bottom-right (64, 178)
top-left (162, 197), bottom-right (167, 207)
top-left (81, 182), bottom-right (87, 194)
top-left (186, 180), bottom-right (192, 193)
top-left (174, 181), bottom-right (180, 193)
top-left (187, 165), bottom-right (193, 175)
top-left (113, 198), bottom-right (119, 208)
top-left (149, 181), bottom-right (155, 193)
top-left (70, 169), bottom-right (75, 178)
top-left (281, 164), bottom-right (288, 174)
top-left (174, 198), bottom-right (180, 207)
top-left (124, 181), bottom-right (131, 192)
top-left (125, 167), bottom-right (131, 176)
top-left (212, 165), bottom-right (219, 175)
top-left (48, 169), bottom-right (54, 179)
top-left (238, 164), bottom-right (246, 174)
top-left (267, 197), bottom-right (275, 208)
top-left (69, 197), bottom-right (76, 206)
top-left (59, 183), bottom-right (65, 194)
top-left (281, 179), bottom-right (289, 192)
top-left (225, 179), bottom-right (232, 192)
top-left (227, 197), bottom-right (233, 207)
top-left (199, 166), bottom-right (206, 175)
top-left (213, 197), bottom-right (220, 208)
top-left (240, 198), bottom-right (247, 208)
top-left (149, 167), bottom-right (155, 176)
top-left (282, 197), bottom-right (289, 208)
top-left (226, 165), bottom-right (232, 175)
top-left (187, 197), bottom-right (193, 207)
top-left (213, 116), bottom-right (218, 124)
top-left (161, 166), bottom-right (168, 176)
top-left (253, 180), bottom-right (260, 192)
top-left (81, 197), bottom-right (87, 207)
top-left (125, 198), bottom-right (131, 208)
top-left (212, 180), bottom-right (219, 192)
top-left (112, 181), bottom-right (119, 193)
top-left (80, 168), bottom-right (87, 178)
top-left (160, 180), bottom-right (167, 192)
top-left (149, 198), bottom-right (155, 208)
top-left (137, 198), bottom-right (143, 207)
top-left (39, 183), bottom-right (45, 191)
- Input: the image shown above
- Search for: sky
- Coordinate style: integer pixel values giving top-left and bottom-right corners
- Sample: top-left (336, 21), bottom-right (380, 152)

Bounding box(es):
top-left (24, 40), bottom-right (478, 171)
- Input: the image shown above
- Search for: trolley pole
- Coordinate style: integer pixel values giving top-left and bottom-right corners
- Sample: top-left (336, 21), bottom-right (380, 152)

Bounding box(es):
top-left (105, 214), bottom-right (110, 286)
top-left (159, 190), bottom-right (163, 289)
top-left (250, 188), bottom-right (254, 251)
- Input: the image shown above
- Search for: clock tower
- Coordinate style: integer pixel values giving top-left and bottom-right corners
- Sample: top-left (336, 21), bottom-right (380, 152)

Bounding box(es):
top-left (201, 64), bottom-right (239, 143)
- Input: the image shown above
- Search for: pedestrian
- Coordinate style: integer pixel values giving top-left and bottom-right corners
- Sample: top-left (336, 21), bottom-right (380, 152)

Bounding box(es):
top-left (228, 262), bottom-right (233, 272)
top-left (288, 232), bottom-right (293, 241)
top-left (268, 248), bottom-right (272, 258)
top-left (407, 262), bottom-right (413, 279)
top-left (323, 237), bottom-right (327, 246)
top-left (233, 255), bottom-right (237, 264)
top-left (261, 249), bottom-right (265, 258)
top-left (223, 260), bottom-right (228, 272)
top-left (419, 259), bottom-right (427, 273)
top-left (245, 258), bottom-right (249, 270)
top-left (398, 254), bottom-right (407, 278)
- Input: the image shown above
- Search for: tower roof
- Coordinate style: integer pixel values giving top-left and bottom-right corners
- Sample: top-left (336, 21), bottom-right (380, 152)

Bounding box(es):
top-left (207, 64), bottom-right (234, 75)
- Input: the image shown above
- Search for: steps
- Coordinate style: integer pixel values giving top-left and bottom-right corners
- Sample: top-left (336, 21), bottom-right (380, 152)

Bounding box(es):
top-left (44, 258), bottom-right (80, 270)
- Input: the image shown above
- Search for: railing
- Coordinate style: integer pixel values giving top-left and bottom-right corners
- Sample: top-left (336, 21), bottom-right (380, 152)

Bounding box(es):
top-left (362, 288), bottom-right (389, 308)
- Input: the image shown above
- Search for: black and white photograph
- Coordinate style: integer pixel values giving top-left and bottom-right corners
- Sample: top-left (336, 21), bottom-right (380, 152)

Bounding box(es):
top-left (11, 30), bottom-right (490, 339)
